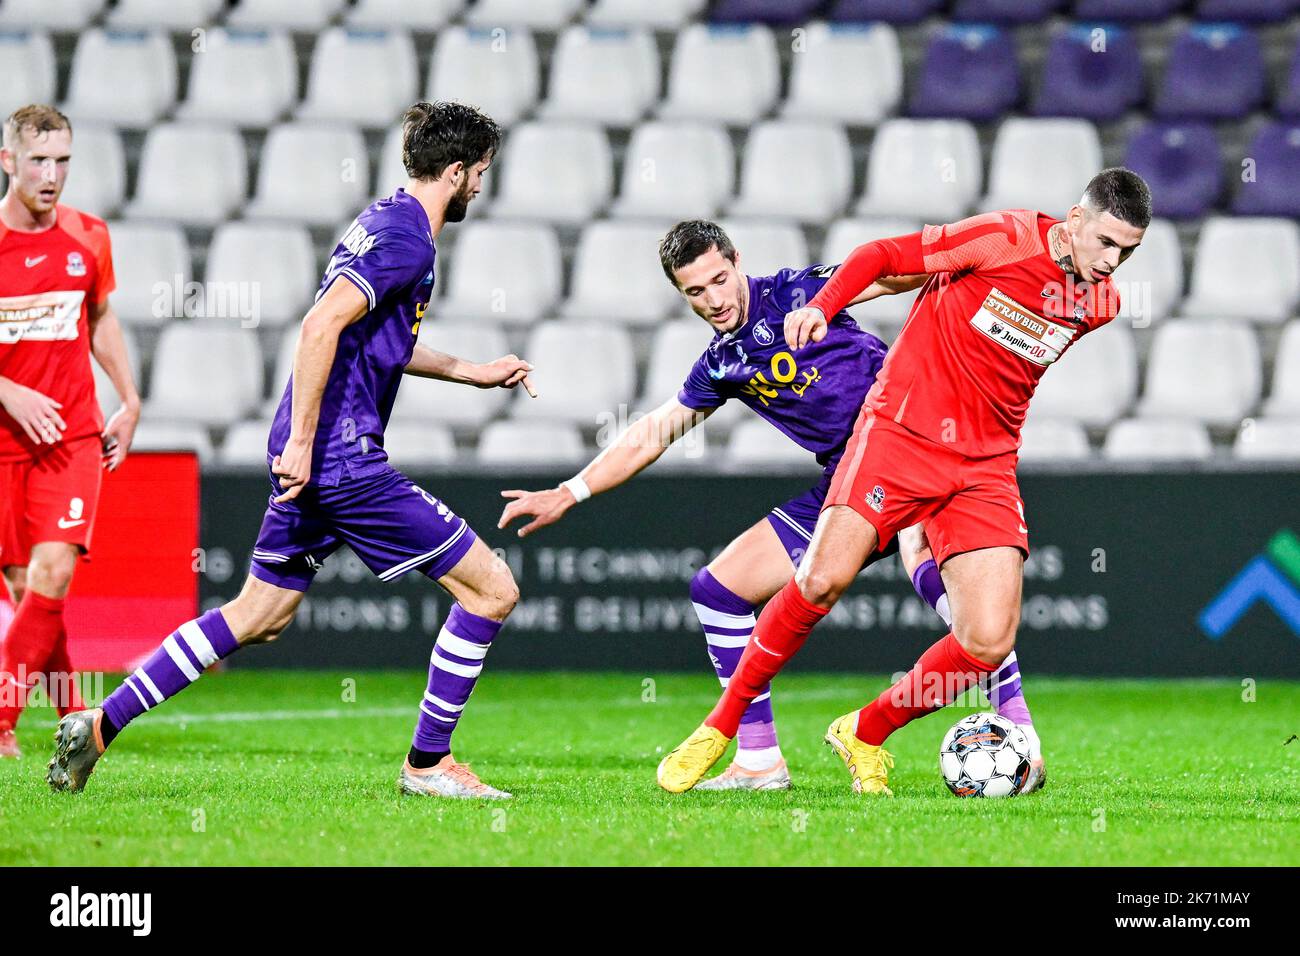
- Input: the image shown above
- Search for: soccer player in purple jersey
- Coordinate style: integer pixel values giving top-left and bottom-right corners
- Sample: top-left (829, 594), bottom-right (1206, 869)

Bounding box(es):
top-left (47, 102), bottom-right (535, 799)
top-left (499, 221), bottom-right (1043, 792)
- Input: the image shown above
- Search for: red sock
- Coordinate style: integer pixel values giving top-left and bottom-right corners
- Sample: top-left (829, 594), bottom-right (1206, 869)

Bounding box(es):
top-left (0, 591), bottom-right (66, 731)
top-left (705, 578), bottom-right (828, 738)
top-left (44, 625), bottom-right (84, 716)
top-left (855, 632), bottom-right (998, 745)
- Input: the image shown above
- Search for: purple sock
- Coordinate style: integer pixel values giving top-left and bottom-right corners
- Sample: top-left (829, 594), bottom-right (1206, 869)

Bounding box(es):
top-left (101, 608), bottom-right (240, 742)
top-left (689, 568), bottom-right (777, 752)
top-left (982, 652), bottom-right (1033, 726)
top-left (910, 558), bottom-right (951, 626)
top-left (412, 603), bottom-right (502, 753)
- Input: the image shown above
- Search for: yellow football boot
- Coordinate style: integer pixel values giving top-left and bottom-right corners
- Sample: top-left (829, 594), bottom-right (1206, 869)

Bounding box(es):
top-left (824, 712), bottom-right (895, 796)
top-left (656, 724), bottom-right (731, 793)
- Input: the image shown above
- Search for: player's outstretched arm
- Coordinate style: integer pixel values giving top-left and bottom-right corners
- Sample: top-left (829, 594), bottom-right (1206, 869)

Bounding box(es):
top-left (404, 344), bottom-right (537, 398)
top-left (847, 273), bottom-right (929, 306)
top-left (88, 299), bottom-right (141, 471)
top-left (498, 398), bottom-right (710, 538)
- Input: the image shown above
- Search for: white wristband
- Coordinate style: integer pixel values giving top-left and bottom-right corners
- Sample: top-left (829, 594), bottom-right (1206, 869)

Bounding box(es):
top-left (561, 476), bottom-right (591, 503)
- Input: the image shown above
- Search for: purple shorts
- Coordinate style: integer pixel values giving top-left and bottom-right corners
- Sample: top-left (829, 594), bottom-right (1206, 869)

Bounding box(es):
top-left (249, 465), bottom-right (477, 592)
top-left (765, 474), bottom-right (898, 567)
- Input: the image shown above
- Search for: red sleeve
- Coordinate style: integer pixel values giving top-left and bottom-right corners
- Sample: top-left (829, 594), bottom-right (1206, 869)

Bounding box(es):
top-left (91, 223), bottom-right (116, 305)
top-left (806, 231), bottom-right (926, 319)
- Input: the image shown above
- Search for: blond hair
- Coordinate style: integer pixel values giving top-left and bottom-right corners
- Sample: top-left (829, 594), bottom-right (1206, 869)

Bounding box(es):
top-left (3, 104), bottom-right (72, 152)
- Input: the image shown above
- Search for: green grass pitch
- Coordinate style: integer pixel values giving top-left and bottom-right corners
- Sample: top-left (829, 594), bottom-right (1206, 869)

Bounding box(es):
top-left (2, 671), bottom-right (1297, 866)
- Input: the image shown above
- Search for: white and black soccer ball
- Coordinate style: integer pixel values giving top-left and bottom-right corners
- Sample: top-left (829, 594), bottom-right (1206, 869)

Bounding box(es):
top-left (939, 713), bottom-right (1031, 798)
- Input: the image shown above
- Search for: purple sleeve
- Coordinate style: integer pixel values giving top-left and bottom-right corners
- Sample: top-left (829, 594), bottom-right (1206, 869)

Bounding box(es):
top-left (677, 354), bottom-right (725, 410)
top-left (333, 229), bottom-right (432, 311)
top-left (779, 264), bottom-right (837, 312)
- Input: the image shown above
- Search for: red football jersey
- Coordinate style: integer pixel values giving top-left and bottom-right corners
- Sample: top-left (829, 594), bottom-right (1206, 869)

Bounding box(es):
top-left (811, 209), bottom-right (1121, 457)
top-left (0, 204), bottom-right (115, 461)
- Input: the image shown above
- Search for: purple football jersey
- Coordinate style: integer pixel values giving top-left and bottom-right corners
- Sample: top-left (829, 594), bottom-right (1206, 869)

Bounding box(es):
top-left (268, 189), bottom-right (435, 486)
top-left (678, 265), bottom-right (888, 471)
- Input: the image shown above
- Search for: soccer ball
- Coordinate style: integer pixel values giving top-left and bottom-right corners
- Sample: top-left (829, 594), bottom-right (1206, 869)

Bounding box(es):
top-left (939, 712), bottom-right (1031, 798)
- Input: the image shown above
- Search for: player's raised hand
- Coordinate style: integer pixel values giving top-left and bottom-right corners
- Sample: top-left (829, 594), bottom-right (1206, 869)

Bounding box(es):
top-left (784, 306), bottom-right (828, 351)
top-left (0, 379), bottom-right (66, 446)
top-left (101, 404), bottom-right (139, 471)
top-left (498, 487), bottom-right (574, 538)
top-left (272, 439), bottom-right (313, 503)
top-left (476, 354), bottom-right (537, 398)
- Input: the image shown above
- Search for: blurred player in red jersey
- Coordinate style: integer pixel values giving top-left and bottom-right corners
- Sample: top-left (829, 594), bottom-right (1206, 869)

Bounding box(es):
top-left (0, 105), bottom-right (140, 757)
top-left (659, 168), bottom-right (1151, 796)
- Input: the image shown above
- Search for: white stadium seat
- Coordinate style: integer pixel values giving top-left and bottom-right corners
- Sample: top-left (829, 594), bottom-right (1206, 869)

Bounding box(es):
top-left (783, 23), bottom-right (902, 126)
top-left (586, 0), bottom-right (706, 29)
top-left (205, 222), bottom-right (317, 328)
top-left (1137, 320), bottom-right (1261, 427)
top-left (983, 118), bottom-right (1103, 214)
top-left (380, 423), bottom-right (458, 467)
top-left (62, 29), bottom-right (177, 128)
top-left (1234, 418), bottom-right (1300, 461)
top-left (92, 322), bottom-right (141, 418)
top-left (390, 322), bottom-right (513, 429)
top-left (297, 27), bottom-right (418, 128)
top-left (146, 324), bottom-right (264, 427)
top-left (1181, 217), bottom-right (1300, 324)
top-left (717, 220), bottom-right (809, 279)
top-left (655, 420), bottom-right (714, 469)
top-left (428, 27), bottom-right (539, 129)
top-left (105, 221), bottom-right (191, 325)
top-left (728, 418), bottom-right (816, 466)
top-left (375, 126), bottom-right (409, 197)
top-left (130, 422), bottom-right (215, 462)
top-left (1113, 218), bottom-right (1182, 326)
top-left (858, 119), bottom-right (982, 223)
top-left (1264, 321), bottom-right (1300, 416)
top-left (217, 419), bottom-right (274, 467)
top-left (729, 121), bottom-right (853, 223)
top-left (540, 26), bottom-right (659, 126)
top-left (109, 0), bottom-right (223, 29)
top-left (659, 24), bottom-right (779, 125)
top-left (438, 222), bottom-right (561, 325)
top-left (57, 125), bottom-right (126, 220)
top-left (244, 123), bottom-right (369, 226)
top-left (226, 0), bottom-right (347, 30)
top-left (176, 28), bottom-right (298, 128)
top-left (263, 328), bottom-right (301, 414)
top-left (0, 31), bottom-right (55, 121)
top-left (1028, 323), bottom-right (1138, 428)
top-left (511, 321), bottom-right (635, 425)
top-left (125, 123), bottom-right (247, 225)
top-left (1017, 419), bottom-right (1092, 461)
top-left (347, 0), bottom-right (465, 30)
top-left (563, 221), bottom-right (681, 325)
top-left (0, 0), bottom-right (103, 31)
top-left (637, 318), bottom-right (748, 430)
top-left (477, 420), bottom-right (585, 465)
top-left (821, 218), bottom-right (924, 325)
top-left (490, 122), bottom-right (612, 223)
top-left (463, 0), bottom-right (584, 29)
top-left (611, 121), bottom-right (734, 220)
top-left (1102, 419), bottom-right (1213, 461)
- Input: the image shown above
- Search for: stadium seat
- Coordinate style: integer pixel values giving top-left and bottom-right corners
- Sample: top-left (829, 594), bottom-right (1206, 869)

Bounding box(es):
top-left (205, 222), bottom-right (317, 328)
top-left (728, 121), bottom-right (853, 223)
top-left (821, 218), bottom-right (924, 326)
top-left (710, 0), bottom-right (823, 25)
top-left (1123, 122), bottom-right (1222, 221)
top-left (829, 0), bottom-right (943, 24)
top-left (952, 0), bottom-right (1064, 21)
top-left (1033, 25), bottom-right (1143, 122)
top-left (0, 0), bottom-right (103, 30)
top-left (62, 29), bottom-right (177, 128)
top-left (244, 123), bottom-right (369, 226)
top-left (655, 420), bottom-right (714, 469)
top-left (438, 222), bottom-right (561, 325)
top-left (0, 31), bottom-right (55, 121)
top-left (1280, 36), bottom-right (1300, 118)
top-left (982, 118), bottom-right (1102, 213)
top-left (1017, 419), bottom-right (1092, 461)
top-left (727, 418), bottom-right (817, 465)
top-left (490, 122), bottom-right (611, 223)
top-left (717, 220), bottom-right (809, 279)
top-left (129, 422), bottom-right (215, 461)
top-left (463, 0), bottom-right (584, 29)
top-left (1181, 217), bottom-right (1300, 323)
top-left (56, 125), bottom-right (126, 220)
top-left (1263, 321), bottom-right (1300, 416)
top-left (374, 126), bottom-right (410, 198)
top-left (92, 322), bottom-right (141, 418)
top-left (857, 119), bottom-right (982, 223)
top-left (1233, 418), bottom-right (1300, 461)
top-left (1154, 24), bottom-right (1265, 121)
top-left (1195, 0), bottom-right (1297, 22)
top-left (104, 221), bottom-right (191, 325)
top-left (217, 419), bottom-right (274, 467)
top-left (781, 23), bottom-right (902, 127)
top-left (427, 27), bottom-right (539, 128)
top-left (611, 122), bottom-right (733, 220)
top-left (380, 423), bottom-right (458, 468)
top-left (1028, 323), bottom-right (1138, 427)
top-left (390, 322), bottom-right (513, 428)
top-left (1112, 217), bottom-right (1182, 326)
top-left (1137, 320), bottom-right (1261, 426)
top-left (510, 321), bottom-right (635, 425)
top-left (586, 0), bottom-right (706, 28)
top-left (540, 27), bottom-right (659, 126)
top-left (1102, 419), bottom-right (1213, 461)
top-left (477, 420), bottom-right (586, 465)
top-left (347, 0), bottom-right (465, 29)
top-left (909, 25), bottom-right (1020, 122)
top-left (226, 0), bottom-right (346, 29)
top-left (263, 328), bottom-right (300, 414)
top-left (659, 24), bottom-right (779, 126)
top-left (125, 123), bottom-right (247, 225)
top-left (146, 324), bottom-right (264, 427)
top-left (1232, 122), bottom-right (1300, 218)
top-left (176, 29), bottom-right (298, 128)
top-left (108, 0), bottom-right (224, 29)
top-left (563, 221), bottom-right (681, 325)
top-left (1073, 0), bottom-right (1188, 20)
top-left (637, 318), bottom-right (748, 430)
top-left (297, 28), bottom-right (418, 128)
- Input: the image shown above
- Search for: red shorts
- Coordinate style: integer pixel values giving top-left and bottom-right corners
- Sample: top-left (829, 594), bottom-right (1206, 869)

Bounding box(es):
top-left (825, 407), bottom-right (1028, 568)
top-left (0, 435), bottom-right (103, 569)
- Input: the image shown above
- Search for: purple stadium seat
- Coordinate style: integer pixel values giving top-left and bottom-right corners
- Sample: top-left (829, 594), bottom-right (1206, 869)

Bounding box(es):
top-left (1033, 25), bottom-right (1142, 121)
top-left (1154, 24), bottom-right (1265, 120)
top-left (1124, 122), bottom-right (1222, 220)
top-left (830, 0), bottom-right (943, 25)
top-left (1073, 0), bottom-right (1187, 20)
top-left (1232, 122), bottom-right (1300, 217)
top-left (909, 25), bottom-right (1020, 122)
top-left (1196, 0), bottom-right (1299, 22)
top-left (952, 0), bottom-right (1064, 23)
top-left (710, 0), bottom-right (825, 25)
top-left (1279, 36), bottom-right (1300, 118)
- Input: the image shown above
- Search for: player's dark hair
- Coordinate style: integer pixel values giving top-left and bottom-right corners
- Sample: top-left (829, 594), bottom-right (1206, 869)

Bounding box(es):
top-left (401, 101), bottom-right (501, 181)
top-left (3, 104), bottom-right (71, 150)
top-left (1081, 167), bottom-right (1152, 229)
top-left (659, 220), bottom-right (738, 285)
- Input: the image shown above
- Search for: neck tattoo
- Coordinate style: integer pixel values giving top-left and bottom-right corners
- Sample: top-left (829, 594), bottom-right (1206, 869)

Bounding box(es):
top-left (1049, 224), bottom-right (1076, 275)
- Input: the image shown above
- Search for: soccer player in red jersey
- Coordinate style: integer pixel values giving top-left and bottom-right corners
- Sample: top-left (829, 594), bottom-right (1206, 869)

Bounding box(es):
top-left (0, 105), bottom-right (140, 757)
top-left (658, 168), bottom-right (1151, 795)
